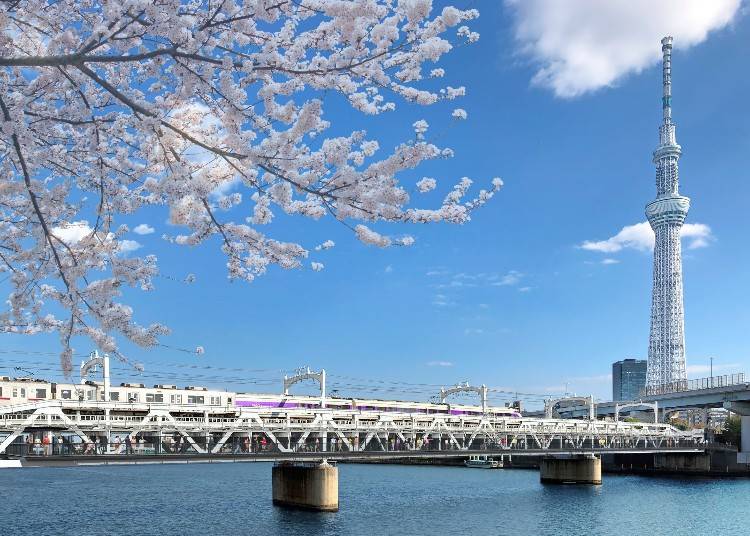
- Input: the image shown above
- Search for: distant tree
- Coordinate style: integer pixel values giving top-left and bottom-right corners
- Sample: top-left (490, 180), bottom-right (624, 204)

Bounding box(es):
top-left (669, 418), bottom-right (690, 431)
top-left (718, 415), bottom-right (741, 448)
top-left (0, 1), bottom-right (501, 373)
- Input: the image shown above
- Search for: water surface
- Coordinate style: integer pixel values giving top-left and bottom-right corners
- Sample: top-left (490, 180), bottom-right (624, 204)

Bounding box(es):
top-left (2, 463), bottom-right (747, 535)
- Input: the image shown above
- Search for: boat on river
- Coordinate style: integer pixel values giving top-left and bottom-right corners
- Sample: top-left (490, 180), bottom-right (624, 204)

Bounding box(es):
top-left (464, 455), bottom-right (503, 469)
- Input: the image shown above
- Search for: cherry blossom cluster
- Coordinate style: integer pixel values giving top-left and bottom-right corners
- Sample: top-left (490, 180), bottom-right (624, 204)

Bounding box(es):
top-left (0, 0), bottom-right (502, 373)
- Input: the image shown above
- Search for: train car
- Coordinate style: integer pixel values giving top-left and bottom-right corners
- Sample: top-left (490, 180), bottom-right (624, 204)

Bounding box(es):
top-left (102, 383), bottom-right (232, 407)
top-left (234, 392), bottom-right (323, 410)
top-left (0, 377), bottom-right (54, 405)
top-left (0, 376), bottom-right (233, 408)
top-left (233, 392), bottom-right (522, 418)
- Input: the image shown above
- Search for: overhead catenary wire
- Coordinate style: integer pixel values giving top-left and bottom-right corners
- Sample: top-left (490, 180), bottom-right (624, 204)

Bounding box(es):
top-left (0, 349), bottom-right (564, 404)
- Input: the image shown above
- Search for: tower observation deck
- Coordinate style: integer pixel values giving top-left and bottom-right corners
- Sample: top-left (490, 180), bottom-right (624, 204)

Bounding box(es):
top-left (645, 37), bottom-right (690, 390)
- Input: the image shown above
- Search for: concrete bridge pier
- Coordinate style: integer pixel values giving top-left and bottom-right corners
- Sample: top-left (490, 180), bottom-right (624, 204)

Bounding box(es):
top-left (272, 460), bottom-right (339, 512)
top-left (540, 455), bottom-right (602, 485)
top-left (724, 402), bottom-right (750, 464)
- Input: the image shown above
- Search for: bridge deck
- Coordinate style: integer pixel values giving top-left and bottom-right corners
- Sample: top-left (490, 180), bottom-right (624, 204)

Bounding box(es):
top-left (1, 400), bottom-right (705, 457)
top-left (9, 446), bottom-right (706, 468)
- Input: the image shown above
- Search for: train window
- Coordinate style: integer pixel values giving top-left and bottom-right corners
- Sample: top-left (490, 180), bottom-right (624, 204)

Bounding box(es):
top-left (12, 388), bottom-right (17, 397)
top-left (187, 395), bottom-right (204, 404)
top-left (146, 393), bottom-right (164, 403)
top-left (60, 389), bottom-right (71, 399)
top-left (87, 390), bottom-right (95, 401)
top-left (35, 389), bottom-right (46, 399)
top-left (128, 392), bottom-right (139, 402)
top-left (20, 388), bottom-right (26, 398)
top-left (170, 394), bottom-right (182, 404)
top-left (210, 396), bottom-right (221, 405)
top-left (110, 392), bottom-right (120, 401)
top-left (0, 386), bottom-right (2, 397)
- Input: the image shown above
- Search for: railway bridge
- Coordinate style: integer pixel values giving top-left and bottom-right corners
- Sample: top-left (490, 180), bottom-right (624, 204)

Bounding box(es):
top-left (0, 399), bottom-right (703, 457)
top-left (0, 397), bottom-right (706, 509)
top-left (0, 356), bottom-right (712, 510)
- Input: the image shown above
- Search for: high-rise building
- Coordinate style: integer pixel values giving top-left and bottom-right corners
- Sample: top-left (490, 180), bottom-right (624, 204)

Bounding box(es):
top-left (645, 37), bottom-right (689, 390)
top-left (613, 359), bottom-right (648, 401)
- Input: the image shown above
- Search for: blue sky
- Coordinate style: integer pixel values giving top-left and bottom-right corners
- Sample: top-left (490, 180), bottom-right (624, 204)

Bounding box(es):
top-left (3, 2), bottom-right (750, 407)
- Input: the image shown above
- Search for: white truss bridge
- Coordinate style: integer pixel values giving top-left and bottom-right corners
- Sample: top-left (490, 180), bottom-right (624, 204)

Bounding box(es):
top-left (0, 400), bottom-right (704, 457)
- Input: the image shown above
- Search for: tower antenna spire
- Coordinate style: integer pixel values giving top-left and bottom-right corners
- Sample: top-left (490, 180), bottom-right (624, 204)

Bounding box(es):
top-left (661, 36), bottom-right (673, 124)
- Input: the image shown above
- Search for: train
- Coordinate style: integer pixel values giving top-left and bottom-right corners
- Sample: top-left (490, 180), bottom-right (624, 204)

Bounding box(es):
top-left (0, 375), bottom-right (522, 418)
top-left (235, 393), bottom-right (522, 418)
top-left (0, 376), bottom-right (231, 407)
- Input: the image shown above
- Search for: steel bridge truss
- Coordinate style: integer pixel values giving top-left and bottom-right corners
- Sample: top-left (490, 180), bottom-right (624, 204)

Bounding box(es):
top-left (0, 401), bottom-right (704, 456)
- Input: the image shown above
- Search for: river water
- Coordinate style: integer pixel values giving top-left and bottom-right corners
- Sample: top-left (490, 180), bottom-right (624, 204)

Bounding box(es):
top-left (2, 462), bottom-right (747, 535)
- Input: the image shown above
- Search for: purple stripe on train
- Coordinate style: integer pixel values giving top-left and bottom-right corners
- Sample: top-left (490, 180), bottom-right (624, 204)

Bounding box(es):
top-left (234, 400), bottom-right (521, 418)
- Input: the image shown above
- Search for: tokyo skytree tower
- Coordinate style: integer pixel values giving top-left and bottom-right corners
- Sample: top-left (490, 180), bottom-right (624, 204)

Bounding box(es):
top-left (645, 36), bottom-right (689, 389)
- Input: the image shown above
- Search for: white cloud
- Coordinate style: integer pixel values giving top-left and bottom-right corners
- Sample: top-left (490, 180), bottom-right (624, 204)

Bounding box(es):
top-left (133, 223), bottom-right (155, 235)
top-left (211, 176), bottom-right (241, 199)
top-left (314, 240), bottom-right (335, 251)
top-left (384, 265), bottom-right (393, 274)
top-left (517, 286), bottom-right (532, 292)
top-left (51, 221), bottom-right (94, 245)
top-left (601, 258), bottom-right (620, 265)
top-left (432, 294), bottom-right (453, 307)
top-left (580, 221), bottom-right (713, 253)
top-left (491, 270), bottom-right (523, 286)
top-left (464, 328), bottom-right (484, 335)
top-left (52, 220), bottom-right (142, 256)
top-left (437, 279), bottom-right (476, 289)
top-left (429, 270), bottom-right (525, 288)
top-left (427, 360), bottom-right (454, 367)
top-left (506, 0), bottom-right (742, 97)
top-left (118, 239), bottom-right (142, 254)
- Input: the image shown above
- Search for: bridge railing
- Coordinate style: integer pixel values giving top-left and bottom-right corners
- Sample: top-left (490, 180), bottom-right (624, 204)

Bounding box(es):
top-left (642, 373), bottom-right (746, 396)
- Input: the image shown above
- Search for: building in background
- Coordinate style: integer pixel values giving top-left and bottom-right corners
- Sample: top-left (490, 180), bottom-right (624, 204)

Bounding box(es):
top-left (612, 359), bottom-right (648, 401)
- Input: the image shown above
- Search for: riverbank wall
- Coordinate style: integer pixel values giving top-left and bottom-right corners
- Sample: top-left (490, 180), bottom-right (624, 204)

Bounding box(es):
top-left (345, 446), bottom-right (750, 477)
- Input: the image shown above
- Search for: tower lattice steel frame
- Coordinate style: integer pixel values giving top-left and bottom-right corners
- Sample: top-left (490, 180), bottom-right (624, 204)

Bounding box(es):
top-left (645, 36), bottom-right (689, 389)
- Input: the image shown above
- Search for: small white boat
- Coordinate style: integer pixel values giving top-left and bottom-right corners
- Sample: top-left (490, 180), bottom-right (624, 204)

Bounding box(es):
top-left (464, 455), bottom-right (503, 469)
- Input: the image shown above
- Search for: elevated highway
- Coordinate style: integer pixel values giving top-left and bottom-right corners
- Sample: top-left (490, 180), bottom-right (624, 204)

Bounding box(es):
top-left (539, 374), bottom-right (750, 463)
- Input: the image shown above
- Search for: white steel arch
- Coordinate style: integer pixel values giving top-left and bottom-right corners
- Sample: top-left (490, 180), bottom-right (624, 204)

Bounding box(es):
top-left (283, 367), bottom-right (326, 408)
top-left (439, 382), bottom-right (487, 413)
top-left (79, 350), bottom-right (110, 402)
top-left (545, 396), bottom-right (596, 420)
top-left (615, 401), bottom-right (659, 424)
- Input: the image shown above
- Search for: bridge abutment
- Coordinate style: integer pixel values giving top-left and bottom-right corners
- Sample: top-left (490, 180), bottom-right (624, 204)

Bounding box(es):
top-left (540, 455), bottom-right (601, 485)
top-left (723, 402), bottom-right (750, 464)
top-left (272, 461), bottom-right (339, 512)
top-left (741, 415), bottom-right (750, 464)
top-left (654, 452), bottom-right (711, 472)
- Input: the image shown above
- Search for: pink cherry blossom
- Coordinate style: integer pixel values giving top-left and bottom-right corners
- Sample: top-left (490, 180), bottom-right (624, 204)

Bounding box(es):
top-left (0, 1), bottom-right (500, 374)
